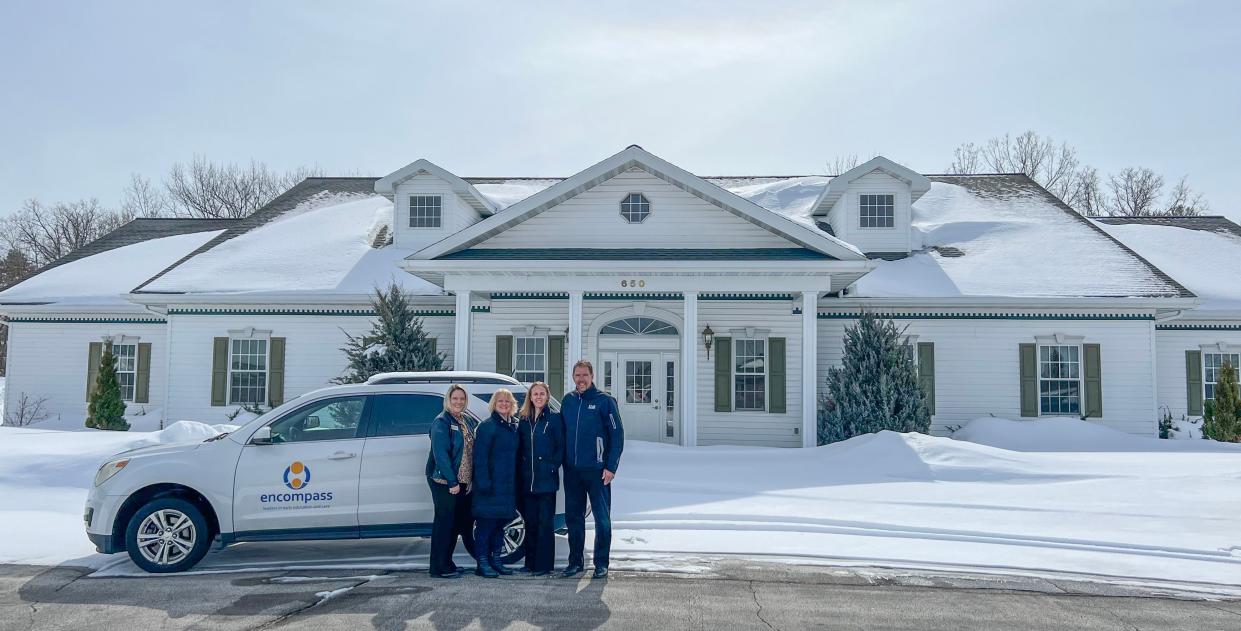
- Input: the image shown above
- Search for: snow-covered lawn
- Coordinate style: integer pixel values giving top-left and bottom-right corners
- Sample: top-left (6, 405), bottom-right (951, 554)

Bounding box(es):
top-left (1, 418), bottom-right (1238, 596)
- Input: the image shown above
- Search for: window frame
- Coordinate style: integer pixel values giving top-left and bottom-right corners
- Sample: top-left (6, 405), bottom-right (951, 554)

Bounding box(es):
top-left (513, 335), bottom-right (548, 384)
top-left (408, 194), bottom-right (443, 229)
top-left (1037, 343), bottom-right (1083, 417)
top-left (858, 193), bottom-right (896, 229)
top-left (732, 337), bottom-right (769, 412)
top-left (227, 337), bottom-right (270, 406)
top-left (111, 342), bottom-right (138, 402)
top-left (366, 393), bottom-right (448, 438)
top-left (619, 193), bottom-right (651, 224)
top-left (1203, 351), bottom-right (1241, 402)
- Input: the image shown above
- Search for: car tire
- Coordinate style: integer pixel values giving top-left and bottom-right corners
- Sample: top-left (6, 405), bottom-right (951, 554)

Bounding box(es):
top-left (472, 510), bottom-right (527, 565)
top-left (124, 497), bottom-right (211, 573)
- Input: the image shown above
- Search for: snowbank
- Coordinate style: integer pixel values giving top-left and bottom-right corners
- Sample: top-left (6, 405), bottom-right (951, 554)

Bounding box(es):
top-left (0, 422), bottom-right (234, 565)
top-left (951, 417), bottom-right (1241, 452)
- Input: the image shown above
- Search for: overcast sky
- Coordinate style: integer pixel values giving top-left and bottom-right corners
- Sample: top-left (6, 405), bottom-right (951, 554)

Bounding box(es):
top-left (2, 0), bottom-right (1238, 219)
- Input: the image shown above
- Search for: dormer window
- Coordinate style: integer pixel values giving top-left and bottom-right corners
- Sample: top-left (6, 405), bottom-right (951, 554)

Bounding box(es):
top-left (620, 193), bottom-right (650, 223)
top-left (409, 195), bottom-right (442, 228)
top-left (859, 194), bottom-right (895, 228)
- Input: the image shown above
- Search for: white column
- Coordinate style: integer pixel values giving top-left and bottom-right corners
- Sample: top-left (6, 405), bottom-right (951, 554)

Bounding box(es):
top-left (568, 291), bottom-right (584, 393)
top-left (453, 290), bottom-right (471, 371)
top-left (801, 291), bottom-right (818, 447)
top-left (681, 292), bottom-right (698, 447)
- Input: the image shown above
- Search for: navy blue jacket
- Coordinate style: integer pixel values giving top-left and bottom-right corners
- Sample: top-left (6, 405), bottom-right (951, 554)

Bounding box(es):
top-left (562, 385), bottom-right (624, 473)
top-left (518, 406), bottom-right (565, 494)
top-left (425, 411), bottom-right (478, 487)
top-left (472, 412), bottom-right (520, 519)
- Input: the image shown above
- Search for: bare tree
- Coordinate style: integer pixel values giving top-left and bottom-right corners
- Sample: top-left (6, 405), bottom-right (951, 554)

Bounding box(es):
top-left (1062, 166), bottom-right (1104, 216)
top-left (826, 154), bottom-right (860, 176)
top-left (980, 131), bottom-right (1081, 201)
top-left (1107, 167), bottom-right (1165, 216)
top-left (0, 199), bottom-right (130, 266)
top-left (121, 173), bottom-right (170, 218)
top-left (164, 156), bottom-right (320, 219)
top-left (3, 392), bottom-right (51, 426)
top-left (1163, 176), bottom-right (1210, 216)
top-left (947, 142), bottom-right (983, 175)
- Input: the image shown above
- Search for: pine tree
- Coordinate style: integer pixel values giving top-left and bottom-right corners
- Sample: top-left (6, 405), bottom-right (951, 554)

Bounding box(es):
top-left (818, 313), bottom-right (931, 444)
top-left (1203, 361), bottom-right (1240, 442)
top-left (335, 283), bottom-right (444, 384)
top-left (87, 342), bottom-right (130, 431)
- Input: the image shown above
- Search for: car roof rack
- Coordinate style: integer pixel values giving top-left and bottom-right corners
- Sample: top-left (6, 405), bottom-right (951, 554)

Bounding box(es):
top-left (365, 371), bottom-right (521, 385)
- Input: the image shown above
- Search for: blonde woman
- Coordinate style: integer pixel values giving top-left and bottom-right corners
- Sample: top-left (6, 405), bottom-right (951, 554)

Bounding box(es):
top-left (471, 388), bottom-right (521, 578)
top-left (516, 381), bottom-right (564, 576)
top-left (425, 384), bottom-right (478, 579)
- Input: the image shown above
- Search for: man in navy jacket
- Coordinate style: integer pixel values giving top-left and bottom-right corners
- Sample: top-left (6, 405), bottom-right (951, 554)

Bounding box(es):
top-left (560, 359), bottom-right (624, 579)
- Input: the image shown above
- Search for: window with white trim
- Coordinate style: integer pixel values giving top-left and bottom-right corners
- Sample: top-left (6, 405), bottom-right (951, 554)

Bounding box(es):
top-left (733, 339), bottom-right (768, 411)
top-left (409, 195), bottom-right (442, 228)
top-left (229, 338), bottom-right (268, 405)
top-left (513, 337), bottom-right (546, 383)
top-left (859, 194), bottom-right (895, 228)
top-left (1038, 344), bottom-right (1081, 415)
top-left (620, 193), bottom-right (650, 223)
top-left (1204, 352), bottom-right (1240, 401)
top-left (113, 343), bottom-right (138, 402)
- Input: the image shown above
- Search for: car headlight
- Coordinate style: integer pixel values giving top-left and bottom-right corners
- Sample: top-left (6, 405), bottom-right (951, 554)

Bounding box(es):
top-left (93, 458), bottom-right (130, 487)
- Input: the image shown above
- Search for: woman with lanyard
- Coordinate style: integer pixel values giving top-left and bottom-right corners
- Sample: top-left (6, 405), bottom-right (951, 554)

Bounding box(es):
top-left (425, 384), bottom-right (479, 579)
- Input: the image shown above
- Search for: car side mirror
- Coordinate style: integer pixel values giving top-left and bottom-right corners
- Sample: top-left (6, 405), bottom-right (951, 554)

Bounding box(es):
top-left (306, 415), bottom-right (320, 429)
top-left (250, 426), bottom-right (273, 445)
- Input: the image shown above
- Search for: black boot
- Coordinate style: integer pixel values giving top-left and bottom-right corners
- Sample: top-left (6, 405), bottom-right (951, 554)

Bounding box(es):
top-left (475, 559), bottom-right (499, 578)
top-left (490, 553), bottom-right (514, 576)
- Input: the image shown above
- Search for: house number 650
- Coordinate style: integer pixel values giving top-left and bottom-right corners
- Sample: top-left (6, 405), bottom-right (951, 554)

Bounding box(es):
top-left (620, 279), bottom-right (646, 288)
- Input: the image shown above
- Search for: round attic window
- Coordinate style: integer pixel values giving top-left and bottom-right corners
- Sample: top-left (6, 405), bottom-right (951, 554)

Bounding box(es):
top-left (620, 193), bottom-right (650, 223)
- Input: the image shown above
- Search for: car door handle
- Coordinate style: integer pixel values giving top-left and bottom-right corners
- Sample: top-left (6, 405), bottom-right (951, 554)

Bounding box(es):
top-left (328, 451), bottom-right (356, 460)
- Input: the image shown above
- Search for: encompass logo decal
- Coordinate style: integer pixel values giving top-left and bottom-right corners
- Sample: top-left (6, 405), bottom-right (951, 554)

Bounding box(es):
top-left (260, 461), bottom-right (334, 505)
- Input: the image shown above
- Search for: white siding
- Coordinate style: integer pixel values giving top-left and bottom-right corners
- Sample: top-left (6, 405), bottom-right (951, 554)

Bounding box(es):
top-left (478, 169), bottom-right (796, 250)
top-left (1153, 324), bottom-right (1241, 421)
top-left (826, 170), bottom-right (913, 254)
top-left (817, 313), bottom-right (1159, 436)
top-left (164, 312), bottom-right (455, 423)
top-left (393, 173), bottom-right (482, 251)
top-left (3, 321), bottom-right (167, 425)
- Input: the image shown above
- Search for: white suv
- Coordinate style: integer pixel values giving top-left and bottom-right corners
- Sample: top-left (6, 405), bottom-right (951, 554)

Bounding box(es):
top-left (85, 372), bottom-right (563, 573)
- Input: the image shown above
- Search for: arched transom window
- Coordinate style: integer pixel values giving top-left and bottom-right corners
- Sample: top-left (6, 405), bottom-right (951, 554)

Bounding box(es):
top-left (620, 193), bottom-right (650, 223)
top-left (599, 317), bottom-right (677, 336)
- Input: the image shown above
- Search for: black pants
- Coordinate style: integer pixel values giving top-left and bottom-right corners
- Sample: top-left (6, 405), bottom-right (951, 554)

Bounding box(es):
top-left (564, 468), bottom-right (612, 569)
top-left (521, 492), bottom-right (557, 572)
top-left (428, 479), bottom-right (475, 575)
top-left (474, 517), bottom-right (507, 562)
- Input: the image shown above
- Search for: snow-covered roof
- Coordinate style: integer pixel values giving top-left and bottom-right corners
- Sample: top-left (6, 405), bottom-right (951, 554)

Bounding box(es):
top-left (0, 228), bottom-right (226, 307)
top-left (138, 192), bottom-right (442, 297)
top-left (845, 176), bottom-right (1192, 300)
top-left (1095, 216), bottom-right (1241, 311)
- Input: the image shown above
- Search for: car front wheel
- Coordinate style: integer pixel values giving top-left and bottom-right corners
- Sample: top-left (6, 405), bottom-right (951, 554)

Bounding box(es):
top-left (124, 498), bottom-right (211, 573)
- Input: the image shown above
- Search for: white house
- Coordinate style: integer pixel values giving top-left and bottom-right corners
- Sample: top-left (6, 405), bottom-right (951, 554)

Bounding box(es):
top-left (2, 146), bottom-right (1234, 446)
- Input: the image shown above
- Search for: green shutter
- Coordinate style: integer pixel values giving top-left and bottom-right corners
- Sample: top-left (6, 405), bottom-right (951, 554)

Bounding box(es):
top-left (1019, 343), bottom-right (1038, 418)
top-left (496, 335), bottom-right (514, 376)
top-left (768, 337), bottom-right (786, 414)
top-left (917, 342), bottom-right (935, 415)
top-left (1083, 343), bottom-right (1102, 419)
top-left (86, 342), bottom-right (103, 401)
top-left (547, 335), bottom-right (565, 399)
top-left (1186, 350), bottom-right (1203, 416)
top-left (714, 337), bottom-right (732, 412)
top-left (134, 342), bottom-right (152, 404)
top-left (267, 337), bottom-right (286, 407)
top-left (211, 337), bottom-right (229, 406)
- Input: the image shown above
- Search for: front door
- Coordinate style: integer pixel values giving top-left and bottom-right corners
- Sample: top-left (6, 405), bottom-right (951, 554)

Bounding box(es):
top-left (232, 395), bottom-right (368, 535)
top-left (616, 353), bottom-right (677, 442)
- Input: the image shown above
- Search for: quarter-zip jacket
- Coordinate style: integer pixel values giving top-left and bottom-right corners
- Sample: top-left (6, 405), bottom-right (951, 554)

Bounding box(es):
top-left (561, 385), bottom-right (624, 473)
top-left (519, 406), bottom-right (565, 494)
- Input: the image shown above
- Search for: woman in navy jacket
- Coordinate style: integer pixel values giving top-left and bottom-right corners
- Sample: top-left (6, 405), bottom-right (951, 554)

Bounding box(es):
top-left (517, 381), bottom-right (564, 576)
top-left (425, 384), bottom-right (478, 579)
top-left (471, 388), bottom-right (521, 578)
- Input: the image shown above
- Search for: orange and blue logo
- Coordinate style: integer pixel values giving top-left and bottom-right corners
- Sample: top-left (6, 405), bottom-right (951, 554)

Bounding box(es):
top-left (283, 461), bottom-right (310, 490)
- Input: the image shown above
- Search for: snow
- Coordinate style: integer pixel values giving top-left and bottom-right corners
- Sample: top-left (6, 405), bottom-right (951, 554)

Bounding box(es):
top-left (3, 417), bottom-right (1240, 594)
top-left (0, 230), bottom-right (225, 306)
top-left (1095, 220), bottom-right (1241, 311)
top-left (140, 194), bottom-right (443, 296)
top-left (472, 180), bottom-right (560, 209)
top-left (712, 176), bottom-right (831, 229)
top-left (853, 182), bottom-right (1185, 299)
